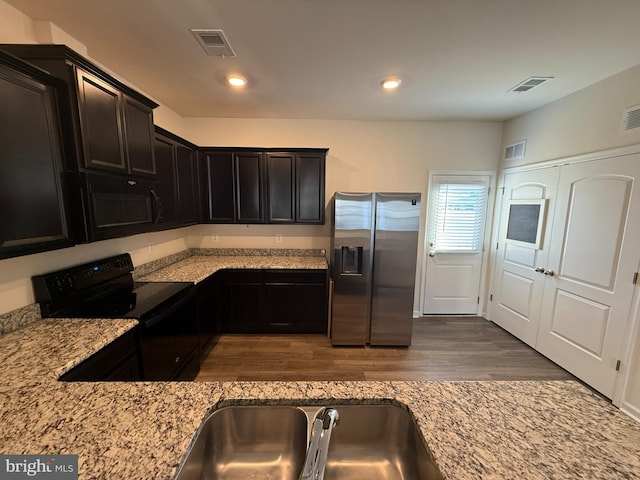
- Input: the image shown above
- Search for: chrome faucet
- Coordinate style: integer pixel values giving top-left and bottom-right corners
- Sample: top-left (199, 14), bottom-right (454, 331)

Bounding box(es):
top-left (298, 407), bottom-right (340, 480)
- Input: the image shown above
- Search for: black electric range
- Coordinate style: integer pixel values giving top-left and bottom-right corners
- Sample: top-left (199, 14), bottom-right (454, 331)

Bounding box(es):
top-left (32, 253), bottom-right (199, 381)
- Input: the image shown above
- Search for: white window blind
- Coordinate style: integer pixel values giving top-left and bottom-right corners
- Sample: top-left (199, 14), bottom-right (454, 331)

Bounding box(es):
top-left (430, 183), bottom-right (486, 253)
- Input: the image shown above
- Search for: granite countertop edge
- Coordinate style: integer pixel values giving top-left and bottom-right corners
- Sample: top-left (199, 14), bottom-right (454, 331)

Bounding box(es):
top-left (136, 248), bottom-right (329, 284)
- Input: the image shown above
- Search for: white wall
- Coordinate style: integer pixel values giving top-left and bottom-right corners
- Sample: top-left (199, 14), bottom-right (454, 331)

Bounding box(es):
top-left (501, 64), bottom-right (640, 167)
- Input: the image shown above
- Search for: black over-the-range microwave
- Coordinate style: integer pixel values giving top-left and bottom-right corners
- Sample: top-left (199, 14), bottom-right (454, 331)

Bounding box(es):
top-left (67, 171), bottom-right (164, 242)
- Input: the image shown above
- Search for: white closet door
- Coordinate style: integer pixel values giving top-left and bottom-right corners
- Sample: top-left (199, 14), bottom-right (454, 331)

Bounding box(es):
top-left (491, 167), bottom-right (559, 346)
top-left (537, 154), bottom-right (640, 398)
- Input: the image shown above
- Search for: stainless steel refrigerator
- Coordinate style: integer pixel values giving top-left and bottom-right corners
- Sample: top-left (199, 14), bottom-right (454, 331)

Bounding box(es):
top-left (331, 192), bottom-right (421, 346)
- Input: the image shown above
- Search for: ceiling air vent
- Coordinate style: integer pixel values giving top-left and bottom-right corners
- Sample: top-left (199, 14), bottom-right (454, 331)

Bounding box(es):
top-left (190, 29), bottom-right (236, 57)
top-left (621, 104), bottom-right (640, 133)
top-left (508, 77), bottom-right (553, 93)
top-left (504, 140), bottom-right (526, 161)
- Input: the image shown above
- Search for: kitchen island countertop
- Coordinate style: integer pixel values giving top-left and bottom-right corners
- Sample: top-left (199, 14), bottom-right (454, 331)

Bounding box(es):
top-left (1, 318), bottom-right (639, 479)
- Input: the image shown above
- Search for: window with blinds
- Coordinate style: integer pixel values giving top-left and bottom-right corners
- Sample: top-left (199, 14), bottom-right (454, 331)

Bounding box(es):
top-left (430, 182), bottom-right (487, 253)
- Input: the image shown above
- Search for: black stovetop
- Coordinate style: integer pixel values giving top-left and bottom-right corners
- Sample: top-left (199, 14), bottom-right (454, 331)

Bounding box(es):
top-left (60, 281), bottom-right (193, 319)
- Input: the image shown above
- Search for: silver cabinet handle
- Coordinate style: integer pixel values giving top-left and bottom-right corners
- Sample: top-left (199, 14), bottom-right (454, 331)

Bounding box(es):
top-left (534, 267), bottom-right (546, 273)
top-left (544, 269), bottom-right (555, 276)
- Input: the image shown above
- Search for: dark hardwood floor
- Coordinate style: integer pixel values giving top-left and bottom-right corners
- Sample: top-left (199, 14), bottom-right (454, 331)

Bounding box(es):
top-left (195, 316), bottom-right (575, 382)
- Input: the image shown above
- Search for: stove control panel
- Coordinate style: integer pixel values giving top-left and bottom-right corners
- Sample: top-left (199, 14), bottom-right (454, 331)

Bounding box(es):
top-left (32, 253), bottom-right (134, 303)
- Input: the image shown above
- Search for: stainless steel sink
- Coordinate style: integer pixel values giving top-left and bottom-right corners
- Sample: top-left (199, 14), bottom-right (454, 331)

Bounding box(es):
top-left (173, 403), bottom-right (443, 480)
top-left (174, 406), bottom-right (308, 480)
top-left (323, 405), bottom-right (443, 480)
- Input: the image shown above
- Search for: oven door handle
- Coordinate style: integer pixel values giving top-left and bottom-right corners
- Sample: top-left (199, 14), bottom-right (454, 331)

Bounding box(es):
top-left (142, 288), bottom-right (194, 329)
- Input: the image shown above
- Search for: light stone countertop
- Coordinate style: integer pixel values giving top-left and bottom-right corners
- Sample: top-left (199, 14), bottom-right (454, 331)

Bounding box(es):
top-left (1, 319), bottom-right (639, 479)
top-left (138, 255), bottom-right (328, 284)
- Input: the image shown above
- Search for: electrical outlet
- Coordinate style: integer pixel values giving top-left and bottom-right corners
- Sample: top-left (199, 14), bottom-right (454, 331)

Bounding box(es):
top-left (211, 234), bottom-right (219, 242)
top-left (276, 234), bottom-right (283, 244)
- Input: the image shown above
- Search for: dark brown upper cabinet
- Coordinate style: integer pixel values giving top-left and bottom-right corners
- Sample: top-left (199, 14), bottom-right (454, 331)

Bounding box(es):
top-left (154, 127), bottom-right (199, 228)
top-left (295, 152), bottom-right (326, 224)
top-left (76, 69), bottom-right (126, 172)
top-left (1, 44), bottom-right (158, 178)
top-left (265, 150), bottom-right (327, 224)
top-left (154, 135), bottom-right (178, 226)
top-left (201, 150), bottom-right (265, 224)
top-left (235, 151), bottom-right (265, 223)
top-left (123, 95), bottom-right (156, 176)
top-left (175, 145), bottom-right (199, 225)
top-left (201, 151), bottom-right (236, 223)
top-left (0, 50), bottom-right (76, 259)
top-left (202, 148), bottom-right (326, 225)
top-left (266, 153), bottom-right (295, 223)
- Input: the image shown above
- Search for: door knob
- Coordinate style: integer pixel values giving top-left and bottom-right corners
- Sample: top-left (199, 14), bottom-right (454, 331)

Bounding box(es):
top-left (544, 269), bottom-right (555, 276)
top-left (534, 267), bottom-right (546, 273)
top-left (428, 252), bottom-right (436, 257)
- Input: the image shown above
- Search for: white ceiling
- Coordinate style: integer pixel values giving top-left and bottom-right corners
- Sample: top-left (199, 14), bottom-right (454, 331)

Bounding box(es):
top-left (6, 0), bottom-right (640, 121)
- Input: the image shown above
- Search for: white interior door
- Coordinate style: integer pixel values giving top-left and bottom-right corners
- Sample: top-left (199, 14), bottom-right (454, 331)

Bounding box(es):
top-left (536, 154), bottom-right (640, 398)
top-left (423, 174), bottom-right (490, 315)
top-left (490, 167), bottom-right (559, 346)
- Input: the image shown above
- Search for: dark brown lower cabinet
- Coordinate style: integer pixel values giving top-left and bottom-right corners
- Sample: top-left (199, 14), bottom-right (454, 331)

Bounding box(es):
top-left (263, 270), bottom-right (328, 333)
top-left (59, 329), bottom-right (141, 381)
top-left (219, 269), bottom-right (328, 334)
top-left (195, 272), bottom-right (220, 351)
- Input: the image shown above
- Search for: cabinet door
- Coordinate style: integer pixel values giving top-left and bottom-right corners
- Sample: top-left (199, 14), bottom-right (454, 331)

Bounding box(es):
top-left (123, 95), bottom-right (156, 176)
top-left (176, 146), bottom-right (199, 225)
top-left (204, 152), bottom-right (236, 223)
top-left (296, 153), bottom-right (325, 224)
top-left (154, 136), bottom-right (177, 226)
top-left (196, 274), bottom-right (219, 352)
top-left (264, 283), bottom-right (296, 329)
top-left (76, 69), bottom-right (126, 172)
top-left (266, 153), bottom-right (295, 223)
top-left (263, 270), bottom-right (328, 333)
top-left (221, 270), bottom-right (262, 332)
top-left (296, 283), bottom-right (328, 333)
top-left (0, 61), bottom-right (74, 259)
top-left (235, 152), bottom-right (265, 223)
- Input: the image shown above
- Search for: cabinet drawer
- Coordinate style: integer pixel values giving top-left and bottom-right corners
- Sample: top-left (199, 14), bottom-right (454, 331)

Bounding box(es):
top-left (263, 269), bottom-right (326, 284)
top-left (223, 269), bottom-right (262, 284)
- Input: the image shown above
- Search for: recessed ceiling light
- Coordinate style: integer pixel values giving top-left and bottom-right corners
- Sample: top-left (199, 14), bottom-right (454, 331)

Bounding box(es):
top-left (226, 74), bottom-right (247, 87)
top-left (380, 77), bottom-right (402, 90)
